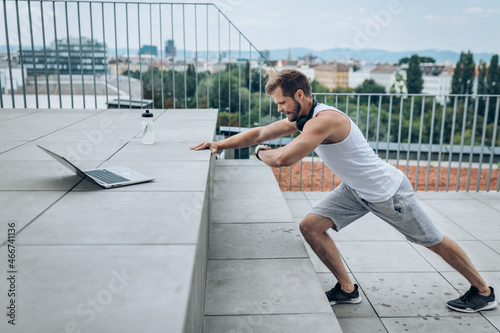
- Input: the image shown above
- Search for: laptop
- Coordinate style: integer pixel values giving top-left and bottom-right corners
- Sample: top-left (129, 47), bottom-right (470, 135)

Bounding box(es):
top-left (38, 145), bottom-right (154, 189)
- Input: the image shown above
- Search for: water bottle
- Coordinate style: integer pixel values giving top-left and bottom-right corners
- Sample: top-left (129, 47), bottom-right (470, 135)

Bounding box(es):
top-left (141, 110), bottom-right (154, 144)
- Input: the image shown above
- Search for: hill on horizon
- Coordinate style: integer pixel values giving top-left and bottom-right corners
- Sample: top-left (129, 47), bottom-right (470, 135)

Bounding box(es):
top-left (1, 45), bottom-right (497, 64)
top-left (267, 47), bottom-right (497, 64)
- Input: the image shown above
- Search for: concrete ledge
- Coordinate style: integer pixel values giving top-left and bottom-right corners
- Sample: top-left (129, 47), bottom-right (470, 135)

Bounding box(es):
top-left (0, 108), bottom-right (218, 333)
top-left (203, 160), bottom-right (342, 332)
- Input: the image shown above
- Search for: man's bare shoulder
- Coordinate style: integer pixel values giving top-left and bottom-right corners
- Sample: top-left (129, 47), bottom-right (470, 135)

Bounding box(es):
top-left (308, 109), bottom-right (351, 143)
top-left (312, 109), bottom-right (349, 127)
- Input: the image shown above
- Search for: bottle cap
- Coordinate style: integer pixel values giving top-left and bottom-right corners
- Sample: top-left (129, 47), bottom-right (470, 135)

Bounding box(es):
top-left (142, 110), bottom-right (153, 118)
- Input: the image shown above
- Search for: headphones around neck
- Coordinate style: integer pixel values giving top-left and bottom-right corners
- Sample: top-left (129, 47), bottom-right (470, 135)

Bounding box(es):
top-left (295, 99), bottom-right (318, 131)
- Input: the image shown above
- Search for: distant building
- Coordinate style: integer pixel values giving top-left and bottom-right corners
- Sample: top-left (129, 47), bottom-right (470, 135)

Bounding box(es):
top-left (369, 65), bottom-right (398, 93)
top-left (348, 65), bottom-right (374, 89)
top-left (421, 64), bottom-right (450, 95)
top-left (299, 53), bottom-right (323, 66)
top-left (140, 45), bottom-right (158, 57)
top-left (265, 59), bottom-right (295, 79)
top-left (422, 65), bottom-right (453, 103)
top-left (314, 63), bottom-right (350, 90)
top-left (165, 40), bottom-right (176, 58)
top-left (108, 57), bottom-right (139, 76)
top-left (0, 67), bottom-right (26, 93)
top-left (21, 37), bottom-right (107, 75)
top-left (262, 50), bottom-right (271, 61)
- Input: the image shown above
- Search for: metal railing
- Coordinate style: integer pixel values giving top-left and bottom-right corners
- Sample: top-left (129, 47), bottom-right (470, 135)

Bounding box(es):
top-left (274, 93), bottom-right (500, 192)
top-left (0, 0), bottom-right (275, 113)
top-left (1, 1), bottom-right (499, 192)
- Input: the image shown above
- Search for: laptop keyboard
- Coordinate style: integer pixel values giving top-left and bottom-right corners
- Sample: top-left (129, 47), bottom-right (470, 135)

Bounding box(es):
top-left (85, 169), bottom-right (130, 184)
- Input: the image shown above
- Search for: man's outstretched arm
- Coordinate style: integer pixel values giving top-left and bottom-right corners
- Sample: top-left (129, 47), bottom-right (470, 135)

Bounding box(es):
top-left (189, 118), bottom-right (297, 155)
top-left (257, 112), bottom-right (343, 167)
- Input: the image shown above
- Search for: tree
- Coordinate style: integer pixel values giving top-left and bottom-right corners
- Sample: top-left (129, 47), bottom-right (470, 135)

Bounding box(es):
top-left (462, 51), bottom-right (476, 95)
top-left (451, 51), bottom-right (475, 95)
top-left (354, 79), bottom-right (386, 94)
top-left (451, 53), bottom-right (464, 95)
top-left (485, 54), bottom-right (500, 123)
top-left (406, 54), bottom-right (423, 94)
top-left (487, 54), bottom-right (499, 95)
top-left (310, 79), bottom-right (330, 93)
top-left (399, 56), bottom-right (435, 65)
top-left (477, 60), bottom-right (487, 95)
top-left (354, 79), bottom-right (386, 104)
top-left (390, 72), bottom-right (406, 94)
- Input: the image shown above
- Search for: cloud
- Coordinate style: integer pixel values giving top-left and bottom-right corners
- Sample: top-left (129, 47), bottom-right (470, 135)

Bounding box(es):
top-left (464, 7), bottom-right (500, 14)
top-left (464, 7), bottom-right (483, 14)
top-left (424, 14), bottom-right (463, 22)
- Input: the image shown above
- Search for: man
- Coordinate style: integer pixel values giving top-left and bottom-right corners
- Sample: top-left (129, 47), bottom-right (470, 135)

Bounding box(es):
top-left (190, 68), bottom-right (496, 313)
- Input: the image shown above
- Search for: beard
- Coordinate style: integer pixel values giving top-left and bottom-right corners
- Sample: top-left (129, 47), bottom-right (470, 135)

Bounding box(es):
top-left (286, 99), bottom-right (302, 122)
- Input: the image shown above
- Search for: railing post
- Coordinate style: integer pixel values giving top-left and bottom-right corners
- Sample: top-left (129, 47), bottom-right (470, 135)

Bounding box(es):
top-left (476, 97), bottom-right (490, 191)
top-left (53, 1), bottom-right (62, 108)
top-left (125, 3), bottom-right (131, 108)
top-left (101, 2), bottom-right (108, 107)
top-left (466, 97), bottom-right (480, 191)
top-left (415, 96), bottom-right (426, 191)
top-left (159, 4), bottom-right (164, 109)
top-left (138, 3), bottom-right (142, 108)
top-left (64, 1), bottom-right (73, 108)
top-left (90, 2), bottom-right (97, 109)
top-left (456, 96), bottom-right (469, 191)
top-left (435, 97), bottom-right (447, 191)
top-left (40, 1), bottom-right (50, 108)
top-left (487, 97), bottom-right (500, 191)
top-left (77, 1), bottom-right (85, 108)
top-left (2, 0), bottom-right (15, 107)
top-left (113, 2), bottom-right (119, 108)
top-left (425, 97), bottom-right (437, 192)
top-left (15, 0), bottom-right (27, 108)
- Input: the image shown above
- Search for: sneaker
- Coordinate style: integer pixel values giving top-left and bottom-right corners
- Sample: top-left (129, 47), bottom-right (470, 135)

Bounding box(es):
top-left (326, 282), bottom-right (362, 306)
top-left (447, 286), bottom-right (497, 313)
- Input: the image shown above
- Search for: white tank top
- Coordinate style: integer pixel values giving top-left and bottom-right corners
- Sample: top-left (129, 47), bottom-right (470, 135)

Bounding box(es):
top-left (311, 103), bottom-right (403, 202)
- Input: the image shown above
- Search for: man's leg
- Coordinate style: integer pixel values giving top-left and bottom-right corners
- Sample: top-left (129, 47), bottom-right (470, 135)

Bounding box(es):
top-left (299, 213), bottom-right (355, 293)
top-left (428, 236), bottom-right (490, 296)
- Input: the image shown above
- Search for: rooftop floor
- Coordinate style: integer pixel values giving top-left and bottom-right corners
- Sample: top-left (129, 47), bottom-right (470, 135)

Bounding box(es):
top-left (0, 107), bottom-right (217, 332)
top-left (1, 107), bottom-right (499, 332)
top-left (284, 191), bottom-right (500, 333)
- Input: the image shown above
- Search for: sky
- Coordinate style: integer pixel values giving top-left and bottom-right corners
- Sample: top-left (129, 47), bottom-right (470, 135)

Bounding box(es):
top-left (0, 0), bottom-right (498, 56)
top-left (182, 0), bottom-right (500, 54)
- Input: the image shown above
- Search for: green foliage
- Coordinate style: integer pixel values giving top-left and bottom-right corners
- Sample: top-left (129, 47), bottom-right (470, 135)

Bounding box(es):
top-left (451, 51), bottom-right (475, 96)
top-left (477, 60), bottom-right (488, 95)
top-left (354, 79), bottom-right (386, 94)
top-left (399, 56), bottom-right (435, 65)
top-left (132, 60), bottom-right (499, 152)
top-left (390, 72), bottom-right (406, 94)
top-left (487, 54), bottom-right (500, 95)
top-left (331, 86), bottom-right (354, 94)
top-left (310, 80), bottom-right (330, 93)
top-left (354, 79), bottom-right (386, 105)
top-left (406, 54), bottom-right (423, 94)
top-left (312, 93), bottom-right (500, 149)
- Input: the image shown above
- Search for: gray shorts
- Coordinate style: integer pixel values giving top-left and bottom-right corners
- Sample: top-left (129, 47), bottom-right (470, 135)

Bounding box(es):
top-left (309, 176), bottom-right (443, 247)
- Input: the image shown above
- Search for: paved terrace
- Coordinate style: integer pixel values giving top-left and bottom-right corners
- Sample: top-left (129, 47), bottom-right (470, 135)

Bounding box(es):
top-left (284, 191), bottom-right (500, 332)
top-left (0, 107), bottom-right (499, 332)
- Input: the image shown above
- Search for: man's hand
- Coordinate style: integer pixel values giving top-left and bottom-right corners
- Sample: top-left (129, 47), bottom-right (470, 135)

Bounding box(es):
top-left (189, 141), bottom-right (221, 155)
top-left (255, 144), bottom-right (271, 160)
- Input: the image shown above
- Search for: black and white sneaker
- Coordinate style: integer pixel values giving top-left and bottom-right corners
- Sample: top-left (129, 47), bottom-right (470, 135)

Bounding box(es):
top-left (447, 286), bottom-right (497, 313)
top-left (326, 282), bottom-right (362, 306)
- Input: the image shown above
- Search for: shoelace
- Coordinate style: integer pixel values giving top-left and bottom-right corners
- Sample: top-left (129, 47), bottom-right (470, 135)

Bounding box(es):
top-left (460, 288), bottom-right (479, 303)
top-left (326, 285), bottom-right (342, 298)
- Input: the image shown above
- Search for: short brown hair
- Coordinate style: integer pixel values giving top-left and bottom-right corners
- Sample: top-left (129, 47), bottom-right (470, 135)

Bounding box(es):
top-left (265, 68), bottom-right (312, 98)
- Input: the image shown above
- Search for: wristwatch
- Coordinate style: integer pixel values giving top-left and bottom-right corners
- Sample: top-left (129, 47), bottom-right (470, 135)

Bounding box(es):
top-left (255, 146), bottom-right (265, 161)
